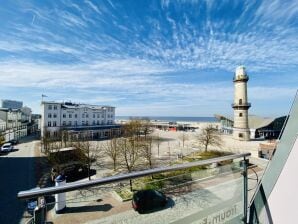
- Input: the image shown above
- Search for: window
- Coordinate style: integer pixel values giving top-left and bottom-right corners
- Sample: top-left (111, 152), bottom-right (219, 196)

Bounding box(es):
top-left (48, 113), bottom-right (52, 118)
top-left (53, 121), bottom-right (57, 127)
top-left (75, 114), bottom-right (77, 118)
top-left (93, 114), bottom-right (95, 118)
top-left (63, 114), bottom-right (66, 118)
top-left (68, 121), bottom-right (72, 126)
top-left (54, 105), bottom-right (57, 110)
top-left (69, 114), bottom-right (72, 118)
top-left (86, 121), bottom-right (89, 125)
top-left (53, 113), bottom-right (57, 118)
top-left (239, 133), bottom-right (243, 138)
top-left (239, 99), bottom-right (242, 105)
top-left (82, 121), bottom-right (85, 126)
top-left (102, 114), bottom-right (104, 118)
top-left (97, 114), bottom-right (100, 118)
top-left (53, 131), bottom-right (57, 137)
top-left (48, 105), bottom-right (52, 110)
top-left (82, 114), bottom-right (85, 118)
top-left (74, 121), bottom-right (78, 126)
top-left (93, 120), bottom-right (95, 125)
top-left (86, 114), bottom-right (89, 118)
top-left (48, 121), bottom-right (51, 127)
top-left (97, 120), bottom-right (99, 125)
top-left (239, 113), bottom-right (243, 117)
top-left (62, 121), bottom-right (66, 126)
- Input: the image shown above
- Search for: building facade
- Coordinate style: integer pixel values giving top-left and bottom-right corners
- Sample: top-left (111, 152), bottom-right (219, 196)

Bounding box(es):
top-left (41, 101), bottom-right (120, 139)
top-left (0, 108), bottom-right (28, 141)
top-left (232, 66), bottom-right (251, 141)
top-left (0, 99), bottom-right (23, 109)
top-left (215, 114), bottom-right (287, 140)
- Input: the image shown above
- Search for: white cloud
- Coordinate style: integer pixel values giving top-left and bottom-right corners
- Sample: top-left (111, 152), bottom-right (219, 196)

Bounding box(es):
top-left (0, 59), bottom-right (173, 89)
top-left (84, 0), bottom-right (101, 14)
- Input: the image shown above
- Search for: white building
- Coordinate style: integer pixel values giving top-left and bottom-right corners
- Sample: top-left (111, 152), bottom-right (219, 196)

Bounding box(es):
top-left (41, 101), bottom-right (120, 139)
top-left (0, 108), bottom-right (28, 141)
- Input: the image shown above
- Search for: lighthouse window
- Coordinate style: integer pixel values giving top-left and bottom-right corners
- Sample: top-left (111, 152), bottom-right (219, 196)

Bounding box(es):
top-left (239, 113), bottom-right (243, 117)
top-left (239, 99), bottom-right (242, 105)
top-left (239, 133), bottom-right (243, 138)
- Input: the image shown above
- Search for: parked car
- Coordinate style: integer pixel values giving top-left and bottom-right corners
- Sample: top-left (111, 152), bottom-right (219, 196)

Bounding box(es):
top-left (7, 139), bottom-right (19, 145)
top-left (27, 198), bottom-right (38, 215)
top-left (26, 187), bottom-right (41, 215)
top-left (51, 162), bottom-right (88, 182)
top-left (132, 189), bottom-right (168, 213)
top-left (1, 143), bottom-right (13, 152)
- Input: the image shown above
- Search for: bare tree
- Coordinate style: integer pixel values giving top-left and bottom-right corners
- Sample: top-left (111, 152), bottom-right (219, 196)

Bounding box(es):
top-left (103, 137), bottom-right (119, 171)
top-left (142, 136), bottom-right (154, 169)
top-left (197, 125), bottom-right (222, 152)
top-left (119, 137), bottom-right (142, 191)
top-left (71, 139), bottom-right (103, 181)
top-left (179, 132), bottom-right (189, 148)
top-left (122, 119), bottom-right (142, 138)
top-left (140, 118), bottom-right (152, 139)
top-left (156, 133), bottom-right (161, 157)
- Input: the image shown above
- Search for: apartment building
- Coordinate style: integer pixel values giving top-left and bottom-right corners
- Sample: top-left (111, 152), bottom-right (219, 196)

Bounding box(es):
top-left (0, 99), bottom-right (23, 109)
top-left (41, 101), bottom-right (120, 139)
top-left (0, 108), bottom-right (28, 140)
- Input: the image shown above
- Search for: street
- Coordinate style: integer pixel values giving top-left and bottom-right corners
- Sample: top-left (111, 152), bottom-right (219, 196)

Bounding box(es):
top-left (0, 137), bottom-right (39, 224)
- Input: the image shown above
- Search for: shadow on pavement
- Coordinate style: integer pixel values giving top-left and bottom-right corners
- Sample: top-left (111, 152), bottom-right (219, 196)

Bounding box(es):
top-left (18, 134), bottom-right (40, 144)
top-left (63, 203), bottom-right (113, 213)
top-left (0, 156), bottom-right (41, 224)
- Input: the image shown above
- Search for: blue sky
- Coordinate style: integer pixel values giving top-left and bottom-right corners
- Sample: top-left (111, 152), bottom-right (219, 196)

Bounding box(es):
top-left (0, 0), bottom-right (297, 116)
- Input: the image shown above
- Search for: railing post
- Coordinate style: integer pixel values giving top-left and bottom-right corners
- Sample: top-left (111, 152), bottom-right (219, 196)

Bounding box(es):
top-left (241, 157), bottom-right (249, 224)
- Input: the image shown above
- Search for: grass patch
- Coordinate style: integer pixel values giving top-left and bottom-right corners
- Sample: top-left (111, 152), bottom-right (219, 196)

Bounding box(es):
top-left (184, 150), bottom-right (233, 162)
top-left (116, 150), bottom-right (235, 199)
top-left (115, 188), bottom-right (133, 201)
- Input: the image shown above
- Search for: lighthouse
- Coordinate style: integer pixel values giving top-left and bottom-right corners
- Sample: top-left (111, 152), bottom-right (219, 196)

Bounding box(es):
top-left (232, 66), bottom-right (251, 141)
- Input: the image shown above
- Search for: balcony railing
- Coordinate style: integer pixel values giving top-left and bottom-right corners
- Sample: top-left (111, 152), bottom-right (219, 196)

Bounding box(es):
top-left (18, 153), bottom-right (252, 224)
top-left (232, 103), bottom-right (251, 109)
top-left (233, 75), bottom-right (249, 82)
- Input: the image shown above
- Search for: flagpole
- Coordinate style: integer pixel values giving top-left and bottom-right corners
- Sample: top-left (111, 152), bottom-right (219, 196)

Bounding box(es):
top-left (41, 94), bottom-right (48, 102)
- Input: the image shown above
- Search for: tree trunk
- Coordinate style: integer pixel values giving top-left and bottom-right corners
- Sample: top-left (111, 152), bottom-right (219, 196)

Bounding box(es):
top-left (88, 163), bottom-right (91, 181)
top-left (113, 159), bottom-right (116, 171)
top-left (88, 148), bottom-right (91, 181)
top-left (129, 179), bottom-right (133, 191)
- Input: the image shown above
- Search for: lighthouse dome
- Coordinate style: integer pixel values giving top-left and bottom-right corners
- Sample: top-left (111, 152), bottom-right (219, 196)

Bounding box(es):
top-left (234, 65), bottom-right (248, 82)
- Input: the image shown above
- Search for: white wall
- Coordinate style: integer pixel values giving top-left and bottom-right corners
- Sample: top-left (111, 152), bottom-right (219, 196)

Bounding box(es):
top-left (267, 136), bottom-right (298, 223)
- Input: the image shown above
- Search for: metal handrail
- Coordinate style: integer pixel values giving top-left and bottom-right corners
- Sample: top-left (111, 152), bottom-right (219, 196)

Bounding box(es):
top-left (17, 153), bottom-right (250, 200)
